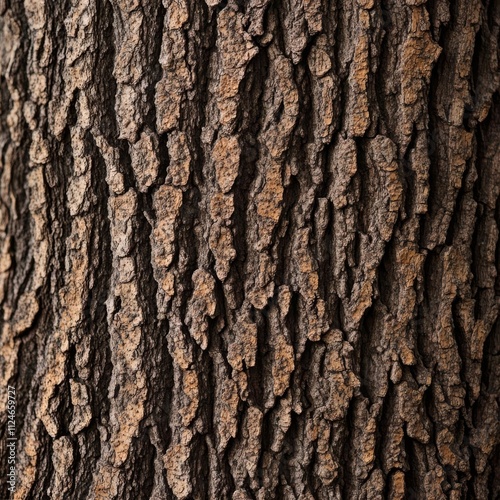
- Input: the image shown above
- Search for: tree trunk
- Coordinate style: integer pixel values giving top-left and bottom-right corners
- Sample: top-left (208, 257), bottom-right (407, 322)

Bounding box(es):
top-left (0, 0), bottom-right (499, 498)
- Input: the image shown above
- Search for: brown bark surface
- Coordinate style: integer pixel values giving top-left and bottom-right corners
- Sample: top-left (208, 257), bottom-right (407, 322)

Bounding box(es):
top-left (0, 0), bottom-right (499, 498)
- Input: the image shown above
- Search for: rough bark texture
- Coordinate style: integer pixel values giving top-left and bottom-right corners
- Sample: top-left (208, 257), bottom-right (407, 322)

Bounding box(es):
top-left (1, 0), bottom-right (499, 498)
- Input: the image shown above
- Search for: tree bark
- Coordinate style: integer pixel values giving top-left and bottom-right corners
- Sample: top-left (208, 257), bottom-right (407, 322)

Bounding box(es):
top-left (0, 0), bottom-right (499, 498)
